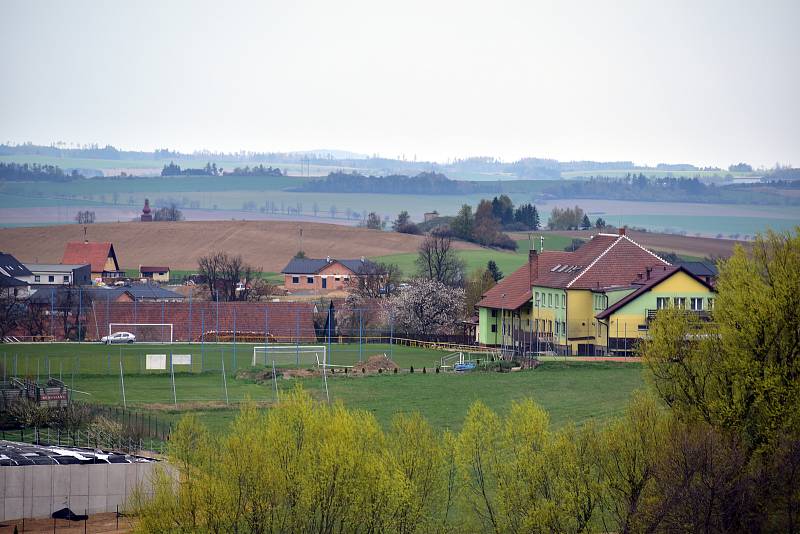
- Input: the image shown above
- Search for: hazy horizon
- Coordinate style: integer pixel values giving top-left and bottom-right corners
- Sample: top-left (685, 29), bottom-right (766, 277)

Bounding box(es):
top-left (1, 0), bottom-right (798, 168)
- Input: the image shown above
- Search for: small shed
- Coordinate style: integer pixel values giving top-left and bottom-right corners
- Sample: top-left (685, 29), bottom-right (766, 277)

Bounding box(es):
top-left (139, 265), bottom-right (170, 282)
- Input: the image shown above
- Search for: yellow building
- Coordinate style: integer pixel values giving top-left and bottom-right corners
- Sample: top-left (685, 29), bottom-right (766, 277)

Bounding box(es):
top-left (477, 229), bottom-right (716, 356)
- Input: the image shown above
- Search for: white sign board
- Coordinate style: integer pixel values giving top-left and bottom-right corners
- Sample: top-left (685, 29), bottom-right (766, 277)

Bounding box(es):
top-left (146, 354), bottom-right (167, 370)
top-left (172, 354), bottom-right (192, 365)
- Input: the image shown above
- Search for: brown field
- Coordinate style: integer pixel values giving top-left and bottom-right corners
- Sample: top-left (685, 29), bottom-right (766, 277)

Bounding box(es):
top-left (0, 220), bottom-right (480, 272)
top-left (517, 229), bottom-right (747, 259)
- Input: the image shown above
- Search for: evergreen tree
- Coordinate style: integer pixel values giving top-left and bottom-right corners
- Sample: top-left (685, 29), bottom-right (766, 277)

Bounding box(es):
top-left (487, 260), bottom-right (503, 281)
top-left (581, 214), bottom-right (591, 229)
top-left (450, 204), bottom-right (475, 240)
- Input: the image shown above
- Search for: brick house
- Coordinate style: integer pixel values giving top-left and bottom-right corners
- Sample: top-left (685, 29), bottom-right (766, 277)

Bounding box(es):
top-left (61, 241), bottom-right (124, 280)
top-left (281, 256), bottom-right (378, 292)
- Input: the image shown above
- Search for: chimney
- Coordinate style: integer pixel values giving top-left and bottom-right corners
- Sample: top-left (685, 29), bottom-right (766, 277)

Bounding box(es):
top-left (360, 256), bottom-right (365, 263)
top-left (326, 255), bottom-right (331, 263)
top-left (646, 266), bottom-right (652, 280)
top-left (528, 248), bottom-right (538, 286)
top-left (618, 227), bottom-right (626, 236)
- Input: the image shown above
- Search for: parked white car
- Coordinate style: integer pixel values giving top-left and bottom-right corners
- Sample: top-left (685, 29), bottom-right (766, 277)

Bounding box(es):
top-left (101, 332), bottom-right (136, 344)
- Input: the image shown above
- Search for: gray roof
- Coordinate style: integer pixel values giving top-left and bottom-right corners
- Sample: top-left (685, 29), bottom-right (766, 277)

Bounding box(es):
top-left (0, 273), bottom-right (28, 288)
top-left (0, 252), bottom-right (32, 277)
top-left (28, 284), bottom-right (184, 303)
top-left (25, 263), bottom-right (89, 272)
top-left (676, 261), bottom-right (717, 277)
top-left (281, 257), bottom-right (376, 275)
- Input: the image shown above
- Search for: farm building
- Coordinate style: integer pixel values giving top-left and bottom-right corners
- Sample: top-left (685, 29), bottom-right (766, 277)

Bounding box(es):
top-left (281, 256), bottom-right (380, 293)
top-left (138, 265), bottom-right (170, 282)
top-left (477, 229), bottom-right (716, 356)
top-left (61, 241), bottom-right (124, 281)
top-left (21, 264), bottom-right (92, 287)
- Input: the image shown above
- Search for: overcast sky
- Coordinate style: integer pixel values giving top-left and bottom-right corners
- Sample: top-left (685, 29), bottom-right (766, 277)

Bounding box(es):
top-left (1, 0), bottom-right (798, 167)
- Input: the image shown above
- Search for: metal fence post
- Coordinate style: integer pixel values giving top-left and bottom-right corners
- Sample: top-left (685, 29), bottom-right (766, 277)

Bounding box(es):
top-left (201, 308), bottom-right (205, 372)
top-left (233, 305), bottom-right (237, 370)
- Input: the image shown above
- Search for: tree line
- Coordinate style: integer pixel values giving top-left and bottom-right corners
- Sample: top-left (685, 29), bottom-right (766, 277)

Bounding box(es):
top-left (0, 162), bottom-right (82, 182)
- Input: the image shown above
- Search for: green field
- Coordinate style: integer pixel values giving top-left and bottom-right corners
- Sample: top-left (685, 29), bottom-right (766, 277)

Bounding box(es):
top-left (123, 268), bottom-right (283, 284)
top-left (373, 233), bottom-right (577, 278)
top-left (1, 343), bottom-right (644, 435)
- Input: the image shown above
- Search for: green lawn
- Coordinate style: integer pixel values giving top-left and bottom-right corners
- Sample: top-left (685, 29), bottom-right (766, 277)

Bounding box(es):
top-left (374, 233), bottom-right (578, 279)
top-left (122, 269), bottom-right (283, 284)
top-left (0, 343), bottom-right (644, 436)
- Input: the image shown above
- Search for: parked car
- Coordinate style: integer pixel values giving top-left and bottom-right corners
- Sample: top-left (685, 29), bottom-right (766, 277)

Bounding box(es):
top-left (100, 332), bottom-right (136, 344)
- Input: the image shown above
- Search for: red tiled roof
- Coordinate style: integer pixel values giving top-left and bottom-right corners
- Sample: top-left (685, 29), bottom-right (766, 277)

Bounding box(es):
top-left (596, 265), bottom-right (715, 319)
top-left (476, 262), bottom-right (534, 310)
top-left (62, 242), bottom-right (118, 273)
top-left (476, 233), bottom-right (670, 309)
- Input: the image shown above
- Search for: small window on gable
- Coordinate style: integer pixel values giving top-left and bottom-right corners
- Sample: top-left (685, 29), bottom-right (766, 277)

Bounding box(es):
top-left (48, 275), bottom-right (55, 283)
top-left (63, 275), bottom-right (69, 282)
top-left (34, 275), bottom-right (40, 282)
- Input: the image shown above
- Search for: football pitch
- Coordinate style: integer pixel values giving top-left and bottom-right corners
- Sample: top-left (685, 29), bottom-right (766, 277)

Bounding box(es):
top-left (0, 342), bottom-right (646, 435)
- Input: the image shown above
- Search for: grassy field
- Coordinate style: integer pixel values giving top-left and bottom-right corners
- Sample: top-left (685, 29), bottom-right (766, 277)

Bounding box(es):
top-left (0, 343), bottom-right (644, 435)
top-left (374, 233), bottom-right (577, 278)
top-left (123, 268), bottom-right (283, 284)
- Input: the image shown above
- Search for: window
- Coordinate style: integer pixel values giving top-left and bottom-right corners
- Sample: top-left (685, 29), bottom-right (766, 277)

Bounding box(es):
top-left (491, 324), bottom-right (497, 333)
top-left (63, 275), bottom-right (69, 283)
top-left (48, 275), bottom-right (54, 283)
top-left (307, 276), bottom-right (314, 284)
top-left (334, 276), bottom-right (341, 281)
top-left (561, 294), bottom-right (566, 308)
top-left (707, 298), bottom-right (715, 310)
top-left (491, 309), bottom-right (497, 318)
top-left (690, 297), bottom-right (703, 311)
top-left (34, 275), bottom-right (40, 282)
top-left (673, 297), bottom-right (686, 309)
top-left (555, 322), bottom-right (560, 335)
top-left (292, 276), bottom-right (299, 284)
top-left (656, 297), bottom-right (669, 310)
top-left (548, 294), bottom-right (552, 307)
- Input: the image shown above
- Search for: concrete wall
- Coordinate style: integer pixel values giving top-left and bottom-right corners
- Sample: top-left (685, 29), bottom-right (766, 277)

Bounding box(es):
top-left (0, 462), bottom-right (159, 521)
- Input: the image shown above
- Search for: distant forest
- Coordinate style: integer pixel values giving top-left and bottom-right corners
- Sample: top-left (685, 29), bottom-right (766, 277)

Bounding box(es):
top-left (293, 171), bottom-right (498, 195)
top-left (539, 174), bottom-right (800, 205)
top-left (0, 162), bottom-right (83, 181)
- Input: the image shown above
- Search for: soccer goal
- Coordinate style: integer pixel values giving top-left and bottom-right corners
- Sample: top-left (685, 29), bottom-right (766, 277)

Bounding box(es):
top-left (108, 323), bottom-right (173, 344)
top-left (253, 345), bottom-right (327, 368)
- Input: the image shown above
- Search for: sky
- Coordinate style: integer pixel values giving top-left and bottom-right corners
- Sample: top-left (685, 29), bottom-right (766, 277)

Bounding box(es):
top-left (1, 0), bottom-right (798, 168)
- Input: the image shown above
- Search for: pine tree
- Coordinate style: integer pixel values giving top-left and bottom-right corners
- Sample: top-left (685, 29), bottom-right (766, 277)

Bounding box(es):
top-left (487, 260), bottom-right (503, 281)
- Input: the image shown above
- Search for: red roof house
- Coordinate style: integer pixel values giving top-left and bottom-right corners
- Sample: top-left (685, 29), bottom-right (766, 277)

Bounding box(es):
top-left (62, 241), bottom-right (124, 279)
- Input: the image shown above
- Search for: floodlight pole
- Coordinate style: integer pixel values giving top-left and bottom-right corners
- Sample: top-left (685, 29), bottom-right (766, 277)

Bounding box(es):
top-left (119, 359), bottom-right (127, 410)
top-left (170, 353), bottom-right (177, 408)
top-left (222, 357), bottom-right (229, 405)
top-left (271, 359), bottom-right (278, 403)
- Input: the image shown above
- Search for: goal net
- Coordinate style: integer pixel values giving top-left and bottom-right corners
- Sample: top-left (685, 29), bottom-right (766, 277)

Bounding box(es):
top-left (108, 323), bottom-right (173, 344)
top-left (253, 345), bottom-right (327, 368)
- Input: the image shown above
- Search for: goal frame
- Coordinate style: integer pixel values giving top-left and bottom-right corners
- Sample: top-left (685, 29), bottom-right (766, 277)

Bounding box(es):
top-left (108, 323), bottom-right (174, 344)
top-left (253, 344), bottom-right (327, 367)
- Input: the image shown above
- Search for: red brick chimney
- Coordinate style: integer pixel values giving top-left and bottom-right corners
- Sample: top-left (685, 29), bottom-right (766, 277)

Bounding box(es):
top-left (528, 248), bottom-right (538, 286)
top-left (618, 227), bottom-right (626, 236)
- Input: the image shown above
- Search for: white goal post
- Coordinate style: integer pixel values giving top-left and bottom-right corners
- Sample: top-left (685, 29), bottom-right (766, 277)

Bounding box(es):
top-left (253, 345), bottom-right (327, 367)
top-left (109, 323), bottom-right (173, 344)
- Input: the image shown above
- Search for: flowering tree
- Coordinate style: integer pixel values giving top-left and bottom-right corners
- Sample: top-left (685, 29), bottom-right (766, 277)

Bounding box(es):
top-left (386, 278), bottom-right (465, 336)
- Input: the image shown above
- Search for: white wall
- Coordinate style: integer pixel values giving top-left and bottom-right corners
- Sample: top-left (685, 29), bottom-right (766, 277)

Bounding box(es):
top-left (0, 461), bottom-right (160, 521)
